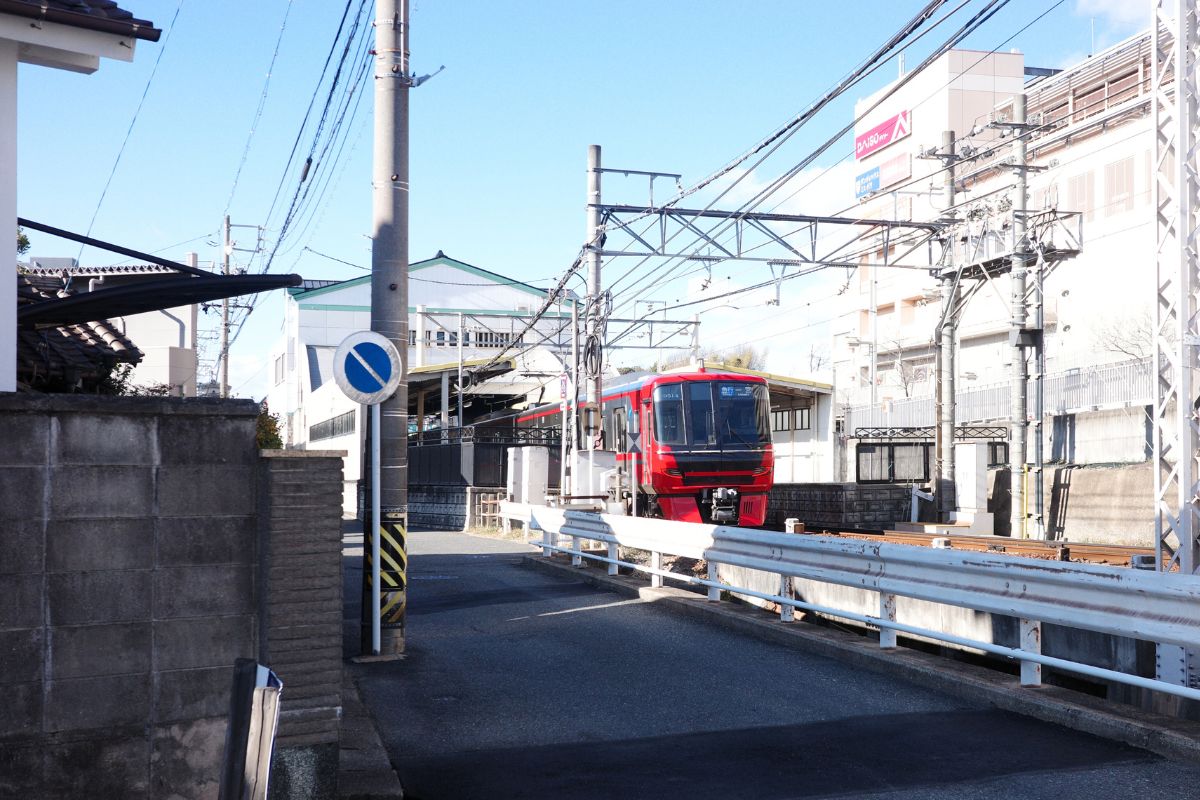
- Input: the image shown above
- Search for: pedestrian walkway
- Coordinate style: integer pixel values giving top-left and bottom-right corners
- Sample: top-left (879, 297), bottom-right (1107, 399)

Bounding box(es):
top-left (339, 524), bottom-right (404, 799)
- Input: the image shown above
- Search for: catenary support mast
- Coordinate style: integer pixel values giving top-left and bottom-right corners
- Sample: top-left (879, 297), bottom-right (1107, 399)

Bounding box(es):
top-left (586, 145), bottom-right (603, 449)
top-left (1152, 0), bottom-right (1200, 691)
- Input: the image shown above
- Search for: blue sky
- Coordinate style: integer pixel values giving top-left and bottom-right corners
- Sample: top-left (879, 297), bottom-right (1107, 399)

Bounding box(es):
top-left (16, 0), bottom-right (1144, 397)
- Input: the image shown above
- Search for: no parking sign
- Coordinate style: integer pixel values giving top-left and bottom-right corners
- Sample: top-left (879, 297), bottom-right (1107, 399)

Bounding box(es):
top-left (334, 331), bottom-right (403, 405)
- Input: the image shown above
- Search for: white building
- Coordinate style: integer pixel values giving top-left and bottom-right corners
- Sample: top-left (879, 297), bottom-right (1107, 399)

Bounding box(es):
top-left (266, 251), bottom-right (580, 511)
top-left (3, 1), bottom-right (159, 392)
top-left (833, 33), bottom-right (1158, 481)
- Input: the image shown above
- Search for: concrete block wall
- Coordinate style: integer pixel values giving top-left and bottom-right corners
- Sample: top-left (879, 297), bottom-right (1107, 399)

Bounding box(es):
top-left (0, 396), bottom-right (347, 799)
top-left (767, 482), bottom-right (912, 530)
top-left (259, 451), bottom-right (346, 799)
top-left (0, 395), bottom-right (259, 799)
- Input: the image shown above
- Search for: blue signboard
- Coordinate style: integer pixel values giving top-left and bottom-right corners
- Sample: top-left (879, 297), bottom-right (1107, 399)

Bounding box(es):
top-left (855, 167), bottom-right (881, 199)
top-left (344, 341), bottom-right (392, 395)
top-left (334, 332), bottom-right (403, 405)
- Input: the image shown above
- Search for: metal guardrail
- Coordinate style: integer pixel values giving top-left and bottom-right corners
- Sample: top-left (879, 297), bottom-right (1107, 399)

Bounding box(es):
top-left (500, 502), bottom-right (1200, 703)
top-left (845, 358), bottom-right (1153, 430)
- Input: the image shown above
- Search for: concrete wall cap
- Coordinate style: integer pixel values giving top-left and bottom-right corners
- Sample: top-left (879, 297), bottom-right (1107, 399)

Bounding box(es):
top-left (260, 450), bottom-right (349, 458)
top-left (0, 394), bottom-right (259, 417)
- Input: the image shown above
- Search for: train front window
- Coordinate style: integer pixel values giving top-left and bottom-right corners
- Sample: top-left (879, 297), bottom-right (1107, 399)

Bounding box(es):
top-left (714, 382), bottom-right (770, 446)
top-left (653, 384), bottom-right (685, 444)
top-left (687, 382), bottom-right (716, 445)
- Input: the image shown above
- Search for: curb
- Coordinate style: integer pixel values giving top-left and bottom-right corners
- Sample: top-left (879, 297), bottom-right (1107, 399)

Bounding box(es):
top-left (338, 670), bottom-right (405, 799)
top-left (523, 554), bottom-right (1200, 764)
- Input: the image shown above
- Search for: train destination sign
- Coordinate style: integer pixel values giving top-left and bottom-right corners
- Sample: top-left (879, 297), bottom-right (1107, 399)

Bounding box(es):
top-left (855, 109), bottom-right (911, 160)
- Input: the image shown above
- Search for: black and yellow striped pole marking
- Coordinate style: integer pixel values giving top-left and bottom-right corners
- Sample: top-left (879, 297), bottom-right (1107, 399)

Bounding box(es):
top-left (360, 507), bottom-right (408, 656)
top-left (379, 509), bottom-right (408, 627)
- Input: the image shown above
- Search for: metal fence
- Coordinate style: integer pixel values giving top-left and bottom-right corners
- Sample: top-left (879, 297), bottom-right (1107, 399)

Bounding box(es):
top-left (500, 502), bottom-right (1200, 704)
top-left (845, 358), bottom-right (1153, 431)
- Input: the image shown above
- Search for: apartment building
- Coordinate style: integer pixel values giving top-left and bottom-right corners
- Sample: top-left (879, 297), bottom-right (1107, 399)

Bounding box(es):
top-left (834, 32), bottom-right (1157, 482)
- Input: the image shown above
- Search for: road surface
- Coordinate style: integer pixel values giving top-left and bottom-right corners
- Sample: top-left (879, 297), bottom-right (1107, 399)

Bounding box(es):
top-left (346, 529), bottom-right (1200, 799)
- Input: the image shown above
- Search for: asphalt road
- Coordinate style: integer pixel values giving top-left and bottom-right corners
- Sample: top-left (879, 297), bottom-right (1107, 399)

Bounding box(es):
top-left (346, 529), bottom-right (1200, 799)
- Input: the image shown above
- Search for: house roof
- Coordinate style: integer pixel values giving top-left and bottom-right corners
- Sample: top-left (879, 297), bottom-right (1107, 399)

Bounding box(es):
top-left (24, 263), bottom-right (178, 277)
top-left (0, 0), bottom-right (161, 42)
top-left (288, 251), bottom-right (575, 304)
top-left (19, 271), bottom-right (303, 327)
top-left (17, 272), bottom-right (142, 391)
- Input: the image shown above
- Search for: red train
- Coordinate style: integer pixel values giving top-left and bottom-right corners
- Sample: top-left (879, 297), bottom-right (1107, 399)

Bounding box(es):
top-left (514, 369), bottom-right (774, 526)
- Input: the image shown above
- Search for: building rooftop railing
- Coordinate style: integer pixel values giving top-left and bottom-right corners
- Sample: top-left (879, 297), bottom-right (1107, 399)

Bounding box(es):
top-left (844, 357), bottom-right (1152, 432)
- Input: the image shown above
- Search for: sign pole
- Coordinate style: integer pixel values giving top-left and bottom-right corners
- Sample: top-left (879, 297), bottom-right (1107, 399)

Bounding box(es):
top-left (371, 402), bottom-right (381, 654)
top-left (333, 331), bottom-right (404, 659)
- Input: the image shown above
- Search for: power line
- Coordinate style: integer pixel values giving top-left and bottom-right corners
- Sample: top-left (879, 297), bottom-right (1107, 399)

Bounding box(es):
top-left (223, 0), bottom-right (295, 218)
top-left (609, 0), bottom-right (1065, 323)
top-left (78, 0), bottom-right (185, 259)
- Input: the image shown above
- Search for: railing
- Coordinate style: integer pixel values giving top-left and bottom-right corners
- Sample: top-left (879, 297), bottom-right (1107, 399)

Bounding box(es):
top-left (410, 426), bottom-right (561, 446)
top-left (499, 502), bottom-right (1200, 703)
top-left (845, 358), bottom-right (1153, 431)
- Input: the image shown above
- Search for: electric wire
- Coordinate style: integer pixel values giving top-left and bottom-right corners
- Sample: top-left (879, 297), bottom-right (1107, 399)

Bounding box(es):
top-left (609, 0), bottom-right (1068, 331)
top-left (78, 0), bottom-right (185, 259)
top-left (607, 0), bottom-right (1012, 317)
top-left (223, 0), bottom-right (295, 218)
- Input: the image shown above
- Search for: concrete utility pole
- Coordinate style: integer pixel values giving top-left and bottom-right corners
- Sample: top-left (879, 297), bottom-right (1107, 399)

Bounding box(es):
top-left (220, 214), bottom-right (230, 398)
top-left (367, 0), bottom-right (410, 655)
top-left (586, 144), bottom-right (603, 449)
top-left (1009, 93), bottom-right (1030, 539)
top-left (934, 131), bottom-right (958, 522)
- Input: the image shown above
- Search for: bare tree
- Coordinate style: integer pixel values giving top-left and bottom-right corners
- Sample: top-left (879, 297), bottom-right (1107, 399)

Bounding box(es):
top-left (661, 345), bottom-right (768, 371)
top-left (1094, 308), bottom-right (1153, 361)
top-left (807, 344), bottom-right (829, 373)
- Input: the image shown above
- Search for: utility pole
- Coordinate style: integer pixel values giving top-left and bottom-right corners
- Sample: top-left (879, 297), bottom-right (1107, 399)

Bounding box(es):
top-left (366, 0), bottom-right (410, 655)
top-left (585, 144), bottom-right (603, 449)
top-left (220, 214), bottom-right (230, 398)
top-left (1008, 93), bottom-right (1030, 539)
top-left (932, 131), bottom-right (958, 522)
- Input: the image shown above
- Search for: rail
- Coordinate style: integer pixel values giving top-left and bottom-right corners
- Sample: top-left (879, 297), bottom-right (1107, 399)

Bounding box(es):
top-left (499, 502), bottom-right (1200, 703)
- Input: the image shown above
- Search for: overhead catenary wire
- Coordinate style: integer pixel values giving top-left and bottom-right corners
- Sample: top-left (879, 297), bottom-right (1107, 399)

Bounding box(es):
top-left (603, 0), bottom-right (965, 305)
top-left (607, 0), bottom-right (1013, 318)
top-left (467, 3), bottom-right (967, 383)
top-left (609, 0), bottom-right (1068, 332)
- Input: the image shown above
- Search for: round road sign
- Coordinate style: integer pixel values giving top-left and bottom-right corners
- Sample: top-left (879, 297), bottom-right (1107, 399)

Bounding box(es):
top-left (333, 331), bottom-right (404, 405)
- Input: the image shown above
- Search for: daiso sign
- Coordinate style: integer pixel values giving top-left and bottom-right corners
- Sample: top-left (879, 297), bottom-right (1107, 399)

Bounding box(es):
top-left (855, 110), bottom-right (911, 160)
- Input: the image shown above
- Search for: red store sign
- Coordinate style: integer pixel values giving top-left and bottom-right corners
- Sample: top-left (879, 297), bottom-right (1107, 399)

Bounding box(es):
top-left (855, 110), bottom-right (911, 160)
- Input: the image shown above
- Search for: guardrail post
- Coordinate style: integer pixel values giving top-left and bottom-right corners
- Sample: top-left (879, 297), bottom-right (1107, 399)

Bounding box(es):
top-left (650, 551), bottom-right (663, 588)
top-left (879, 592), bottom-right (897, 649)
top-left (1020, 618), bottom-right (1042, 686)
top-left (537, 521), bottom-right (551, 558)
top-left (707, 561), bottom-right (720, 601)
top-left (779, 575), bottom-right (794, 623)
top-left (607, 542), bottom-right (618, 576)
top-left (571, 534), bottom-right (582, 567)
